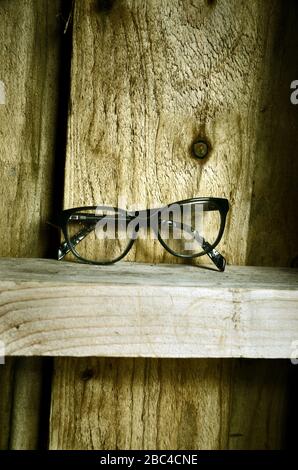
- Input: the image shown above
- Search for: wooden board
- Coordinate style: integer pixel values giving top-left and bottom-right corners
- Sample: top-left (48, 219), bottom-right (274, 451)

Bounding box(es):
top-left (228, 0), bottom-right (298, 450)
top-left (227, 359), bottom-right (289, 449)
top-left (50, 358), bottom-right (233, 450)
top-left (64, 0), bottom-right (270, 266)
top-left (0, 357), bottom-right (16, 449)
top-left (50, 358), bottom-right (292, 450)
top-left (50, 0), bottom-right (298, 450)
top-left (0, 258), bottom-right (297, 358)
top-left (0, 0), bottom-right (61, 449)
top-left (245, 1), bottom-right (298, 268)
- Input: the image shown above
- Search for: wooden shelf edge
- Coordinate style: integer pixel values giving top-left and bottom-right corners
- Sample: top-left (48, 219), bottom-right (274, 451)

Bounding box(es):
top-left (0, 258), bottom-right (297, 359)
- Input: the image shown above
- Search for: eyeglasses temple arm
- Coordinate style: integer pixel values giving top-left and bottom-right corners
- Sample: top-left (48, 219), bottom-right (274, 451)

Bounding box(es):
top-left (169, 220), bottom-right (226, 272)
top-left (58, 224), bottom-right (96, 260)
top-left (201, 240), bottom-right (226, 272)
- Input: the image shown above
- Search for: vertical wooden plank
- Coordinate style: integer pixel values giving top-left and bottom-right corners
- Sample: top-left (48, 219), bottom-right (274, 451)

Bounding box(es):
top-left (0, 0), bottom-right (61, 449)
top-left (228, 0), bottom-right (298, 449)
top-left (63, 0), bottom-right (270, 265)
top-left (8, 358), bottom-right (44, 450)
top-left (50, 358), bottom-right (233, 450)
top-left (50, 0), bottom-right (296, 449)
top-left (246, 0), bottom-right (298, 267)
top-left (228, 360), bottom-right (289, 449)
top-left (0, 359), bottom-right (16, 449)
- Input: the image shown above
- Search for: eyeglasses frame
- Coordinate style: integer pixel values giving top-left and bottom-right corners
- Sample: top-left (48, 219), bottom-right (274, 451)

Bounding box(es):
top-left (54, 197), bottom-right (229, 271)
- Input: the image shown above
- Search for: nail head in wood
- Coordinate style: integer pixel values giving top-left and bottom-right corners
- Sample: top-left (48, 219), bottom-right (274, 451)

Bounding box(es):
top-left (192, 140), bottom-right (209, 159)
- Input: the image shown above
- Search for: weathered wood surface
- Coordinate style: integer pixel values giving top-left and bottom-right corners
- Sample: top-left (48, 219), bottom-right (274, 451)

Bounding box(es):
top-left (0, 357), bottom-right (15, 449)
top-left (51, 0), bottom-right (298, 450)
top-left (0, 0), bottom-right (61, 449)
top-left (7, 358), bottom-right (44, 450)
top-left (0, 357), bottom-right (43, 449)
top-left (50, 358), bottom-right (291, 450)
top-left (227, 359), bottom-right (289, 450)
top-left (0, 0), bottom-right (61, 258)
top-left (245, 2), bottom-right (298, 268)
top-left (50, 358), bottom-right (233, 450)
top-left (64, 0), bottom-right (267, 266)
top-left (0, 258), bottom-right (297, 358)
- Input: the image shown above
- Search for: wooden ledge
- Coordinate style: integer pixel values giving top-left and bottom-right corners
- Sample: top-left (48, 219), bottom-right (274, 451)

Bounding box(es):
top-left (0, 258), bottom-right (297, 358)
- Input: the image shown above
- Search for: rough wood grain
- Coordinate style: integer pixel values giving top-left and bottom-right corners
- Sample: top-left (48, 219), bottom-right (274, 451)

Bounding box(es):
top-left (0, 0), bottom-right (61, 449)
top-left (1, 258), bottom-right (297, 358)
top-left (50, 358), bottom-right (232, 450)
top-left (8, 358), bottom-right (43, 450)
top-left (246, 1), bottom-right (298, 268)
top-left (64, 0), bottom-right (270, 266)
top-left (51, 0), bottom-right (298, 449)
top-left (228, 0), bottom-right (298, 450)
top-left (227, 359), bottom-right (289, 450)
top-left (0, 0), bottom-right (61, 258)
top-left (0, 358), bottom-right (16, 449)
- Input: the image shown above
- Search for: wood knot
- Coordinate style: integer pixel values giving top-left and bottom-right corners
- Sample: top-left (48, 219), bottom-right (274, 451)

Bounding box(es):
top-left (80, 368), bottom-right (95, 381)
top-left (96, 0), bottom-right (115, 12)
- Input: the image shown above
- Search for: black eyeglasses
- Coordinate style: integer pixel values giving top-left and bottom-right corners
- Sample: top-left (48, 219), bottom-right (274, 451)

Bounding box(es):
top-left (53, 197), bottom-right (229, 271)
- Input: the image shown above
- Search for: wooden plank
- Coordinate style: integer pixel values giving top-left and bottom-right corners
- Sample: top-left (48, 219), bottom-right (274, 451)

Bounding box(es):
top-left (1, 258), bottom-right (298, 358)
top-left (227, 359), bottom-right (289, 449)
top-left (228, 0), bottom-right (298, 449)
top-left (50, 0), bottom-right (298, 450)
top-left (0, 0), bottom-right (61, 258)
top-left (0, 258), bottom-right (297, 358)
top-left (8, 358), bottom-right (43, 450)
top-left (50, 358), bottom-right (232, 450)
top-left (0, 358), bottom-right (16, 449)
top-left (245, 2), bottom-right (298, 268)
top-left (64, 0), bottom-right (266, 264)
top-left (0, 0), bottom-right (62, 449)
